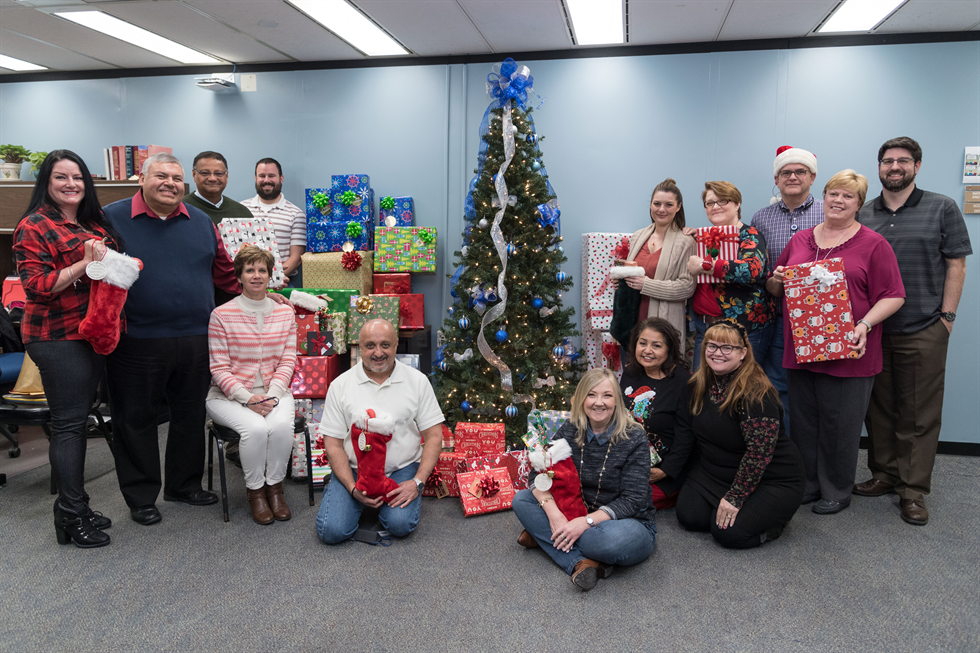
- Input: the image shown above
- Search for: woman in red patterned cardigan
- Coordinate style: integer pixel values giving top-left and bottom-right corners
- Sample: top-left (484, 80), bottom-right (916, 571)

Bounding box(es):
top-left (206, 245), bottom-right (297, 524)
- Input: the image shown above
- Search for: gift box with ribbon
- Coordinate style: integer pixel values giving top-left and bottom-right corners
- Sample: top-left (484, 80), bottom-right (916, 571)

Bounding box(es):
top-left (346, 294), bottom-right (401, 341)
top-left (695, 225), bottom-right (741, 283)
top-left (375, 293), bottom-right (424, 330)
top-left (375, 227), bottom-right (437, 274)
top-left (422, 451), bottom-right (466, 498)
top-left (305, 188), bottom-right (333, 221)
top-left (379, 195), bottom-right (414, 227)
top-left (217, 217), bottom-right (286, 288)
top-left (527, 409), bottom-right (572, 443)
top-left (454, 422), bottom-right (506, 459)
top-left (307, 331), bottom-right (334, 357)
top-left (327, 175), bottom-right (375, 245)
top-left (581, 232), bottom-right (633, 331)
top-left (300, 251), bottom-right (373, 296)
top-left (307, 216), bottom-right (374, 253)
top-left (295, 314), bottom-right (318, 355)
top-left (310, 444), bottom-right (331, 487)
top-left (464, 450), bottom-right (531, 491)
top-left (456, 467), bottom-right (516, 517)
top-left (784, 257), bottom-right (858, 364)
top-left (290, 356), bottom-right (342, 398)
top-left (583, 328), bottom-right (623, 378)
top-left (373, 273), bottom-right (412, 295)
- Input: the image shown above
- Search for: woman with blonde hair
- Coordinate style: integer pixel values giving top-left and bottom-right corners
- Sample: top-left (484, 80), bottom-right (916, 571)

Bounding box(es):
top-left (676, 322), bottom-right (804, 549)
top-left (512, 368), bottom-right (657, 591)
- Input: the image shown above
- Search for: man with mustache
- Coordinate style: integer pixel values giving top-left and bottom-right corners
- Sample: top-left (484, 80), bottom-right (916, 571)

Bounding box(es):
top-left (240, 158), bottom-right (306, 288)
top-left (315, 319), bottom-right (444, 544)
top-left (854, 136), bottom-right (972, 526)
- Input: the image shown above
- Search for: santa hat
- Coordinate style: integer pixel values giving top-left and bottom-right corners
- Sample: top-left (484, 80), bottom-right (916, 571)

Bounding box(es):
top-left (773, 145), bottom-right (817, 177)
top-left (78, 248), bottom-right (142, 355)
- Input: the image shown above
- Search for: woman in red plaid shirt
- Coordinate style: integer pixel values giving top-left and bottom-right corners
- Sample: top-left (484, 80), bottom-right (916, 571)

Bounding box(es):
top-left (13, 150), bottom-right (126, 549)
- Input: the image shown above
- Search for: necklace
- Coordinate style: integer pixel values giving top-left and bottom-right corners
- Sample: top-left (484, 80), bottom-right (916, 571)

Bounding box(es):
top-left (814, 222), bottom-right (855, 262)
top-left (580, 437), bottom-right (613, 511)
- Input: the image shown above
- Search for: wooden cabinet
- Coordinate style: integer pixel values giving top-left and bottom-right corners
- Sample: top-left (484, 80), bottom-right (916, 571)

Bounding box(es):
top-left (0, 180), bottom-right (186, 279)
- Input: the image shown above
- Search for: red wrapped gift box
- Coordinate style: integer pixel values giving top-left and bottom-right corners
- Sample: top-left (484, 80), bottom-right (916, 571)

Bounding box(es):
top-left (454, 422), bottom-right (506, 459)
top-left (290, 355), bottom-right (342, 398)
top-left (456, 468), bottom-right (516, 517)
top-left (695, 225), bottom-right (740, 283)
top-left (296, 315), bottom-right (318, 355)
top-left (375, 293), bottom-right (424, 330)
top-left (422, 451), bottom-right (466, 498)
top-left (373, 273), bottom-right (411, 295)
top-left (464, 450), bottom-right (531, 490)
top-left (784, 257), bottom-right (858, 364)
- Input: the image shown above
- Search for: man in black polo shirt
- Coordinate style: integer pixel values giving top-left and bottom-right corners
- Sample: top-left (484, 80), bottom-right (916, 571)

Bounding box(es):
top-left (853, 137), bottom-right (972, 526)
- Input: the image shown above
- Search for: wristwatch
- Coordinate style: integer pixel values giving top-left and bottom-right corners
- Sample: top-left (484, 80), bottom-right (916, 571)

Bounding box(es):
top-left (941, 311), bottom-right (956, 322)
top-left (857, 319), bottom-right (873, 332)
top-left (585, 516), bottom-right (595, 528)
top-left (413, 477), bottom-right (424, 494)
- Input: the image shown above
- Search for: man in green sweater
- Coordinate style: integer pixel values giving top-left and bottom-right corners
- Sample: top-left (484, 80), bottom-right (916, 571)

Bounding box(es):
top-left (182, 151), bottom-right (251, 224)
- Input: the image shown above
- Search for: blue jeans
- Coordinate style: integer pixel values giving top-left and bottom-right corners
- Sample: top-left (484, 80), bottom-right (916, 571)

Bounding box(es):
top-left (759, 315), bottom-right (790, 434)
top-left (285, 264), bottom-right (303, 289)
top-left (511, 489), bottom-right (656, 575)
top-left (691, 316), bottom-right (769, 372)
top-left (316, 461), bottom-right (420, 544)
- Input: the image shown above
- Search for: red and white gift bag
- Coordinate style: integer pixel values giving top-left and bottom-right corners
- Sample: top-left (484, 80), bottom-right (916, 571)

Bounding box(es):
top-left (217, 217), bottom-right (285, 287)
top-left (581, 232), bottom-right (633, 331)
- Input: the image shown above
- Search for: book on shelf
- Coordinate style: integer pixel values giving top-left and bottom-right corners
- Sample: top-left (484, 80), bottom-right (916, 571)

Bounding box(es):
top-left (103, 145), bottom-right (170, 180)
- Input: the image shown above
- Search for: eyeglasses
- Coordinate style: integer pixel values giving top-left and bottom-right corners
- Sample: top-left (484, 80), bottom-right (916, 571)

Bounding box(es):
top-left (778, 168), bottom-right (810, 179)
top-left (705, 343), bottom-right (742, 355)
top-left (879, 158), bottom-right (915, 166)
top-left (194, 169), bottom-right (227, 178)
top-left (704, 199), bottom-right (731, 209)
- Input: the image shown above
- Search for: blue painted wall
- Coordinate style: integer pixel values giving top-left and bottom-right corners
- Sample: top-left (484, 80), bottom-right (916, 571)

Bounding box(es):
top-left (2, 40), bottom-right (977, 443)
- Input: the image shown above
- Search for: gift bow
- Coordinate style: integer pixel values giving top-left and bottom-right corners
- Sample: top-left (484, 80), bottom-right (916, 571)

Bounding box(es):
top-left (314, 452), bottom-right (329, 466)
top-left (425, 469), bottom-right (443, 488)
top-left (475, 473), bottom-right (500, 498)
top-left (486, 57), bottom-right (536, 109)
top-left (339, 190), bottom-right (358, 207)
top-left (416, 229), bottom-right (435, 246)
top-left (532, 375), bottom-right (556, 389)
top-left (311, 334), bottom-right (328, 354)
top-left (341, 250), bottom-right (362, 272)
top-left (453, 348), bottom-right (474, 362)
top-left (612, 236), bottom-right (631, 262)
top-left (806, 263), bottom-right (838, 293)
top-left (312, 192), bottom-right (329, 209)
top-left (345, 221), bottom-right (363, 239)
top-left (380, 196), bottom-right (395, 211)
top-left (601, 341), bottom-right (621, 371)
top-left (355, 296), bottom-right (374, 314)
top-left (697, 226), bottom-right (740, 256)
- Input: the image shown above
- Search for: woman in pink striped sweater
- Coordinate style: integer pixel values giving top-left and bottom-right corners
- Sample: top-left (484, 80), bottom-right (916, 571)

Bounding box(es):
top-left (206, 245), bottom-right (297, 525)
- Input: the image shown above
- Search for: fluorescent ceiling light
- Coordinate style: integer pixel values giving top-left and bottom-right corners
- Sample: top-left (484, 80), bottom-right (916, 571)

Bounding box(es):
top-left (566, 0), bottom-right (624, 45)
top-left (54, 11), bottom-right (220, 64)
top-left (0, 54), bottom-right (47, 71)
top-left (818, 0), bottom-right (905, 33)
top-left (288, 0), bottom-right (408, 56)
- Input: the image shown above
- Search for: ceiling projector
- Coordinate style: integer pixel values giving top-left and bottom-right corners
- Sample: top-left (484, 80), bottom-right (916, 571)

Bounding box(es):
top-left (195, 73), bottom-right (236, 91)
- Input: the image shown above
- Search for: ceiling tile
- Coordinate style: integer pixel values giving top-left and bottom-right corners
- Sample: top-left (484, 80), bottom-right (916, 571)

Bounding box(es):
top-left (0, 27), bottom-right (115, 70)
top-left (97, 1), bottom-right (292, 63)
top-left (0, 6), bottom-right (180, 67)
top-left (877, 0), bottom-right (980, 33)
top-left (181, 0), bottom-right (363, 60)
top-left (357, 0), bottom-right (492, 56)
top-left (629, 0), bottom-right (732, 45)
top-left (720, 0), bottom-right (839, 40)
top-left (459, 0), bottom-right (570, 53)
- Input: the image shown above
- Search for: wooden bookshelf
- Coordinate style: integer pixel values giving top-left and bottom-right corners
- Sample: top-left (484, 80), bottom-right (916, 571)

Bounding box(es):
top-left (0, 180), bottom-right (187, 279)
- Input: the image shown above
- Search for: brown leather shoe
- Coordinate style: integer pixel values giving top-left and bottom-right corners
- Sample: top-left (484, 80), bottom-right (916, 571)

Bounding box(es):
top-left (571, 558), bottom-right (600, 591)
top-left (265, 482), bottom-right (291, 521)
top-left (246, 487), bottom-right (274, 525)
top-left (900, 498), bottom-right (928, 525)
top-left (517, 529), bottom-right (540, 549)
top-left (853, 478), bottom-right (896, 497)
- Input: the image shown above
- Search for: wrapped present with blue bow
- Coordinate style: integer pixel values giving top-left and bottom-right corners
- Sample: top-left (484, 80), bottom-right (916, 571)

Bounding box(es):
top-left (379, 195), bottom-right (414, 227)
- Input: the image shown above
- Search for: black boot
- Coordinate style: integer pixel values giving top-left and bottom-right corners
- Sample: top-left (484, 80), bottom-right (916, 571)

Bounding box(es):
top-left (79, 505), bottom-right (112, 530)
top-left (54, 503), bottom-right (110, 548)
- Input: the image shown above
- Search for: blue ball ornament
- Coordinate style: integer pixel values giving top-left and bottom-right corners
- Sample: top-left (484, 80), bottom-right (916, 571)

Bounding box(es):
top-left (461, 400), bottom-right (472, 412)
top-left (436, 360), bottom-right (448, 371)
top-left (531, 297), bottom-right (544, 309)
top-left (505, 405), bottom-right (518, 418)
top-left (556, 245), bottom-right (564, 253)
top-left (556, 271), bottom-right (567, 283)
top-left (506, 243), bottom-right (516, 256)
top-left (495, 329), bottom-right (508, 343)
top-left (448, 306), bottom-right (455, 316)
top-left (553, 345), bottom-right (566, 359)
top-left (532, 160), bottom-right (542, 171)
top-left (458, 316), bottom-right (470, 329)
top-left (527, 134), bottom-right (537, 144)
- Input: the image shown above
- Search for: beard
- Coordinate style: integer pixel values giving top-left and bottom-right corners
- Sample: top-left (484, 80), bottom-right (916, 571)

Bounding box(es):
top-left (256, 180), bottom-right (282, 201)
top-left (880, 169), bottom-right (916, 192)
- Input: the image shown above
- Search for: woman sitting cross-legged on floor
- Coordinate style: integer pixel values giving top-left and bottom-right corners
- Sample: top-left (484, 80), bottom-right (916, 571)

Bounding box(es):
top-left (512, 368), bottom-right (657, 592)
top-left (676, 321), bottom-right (805, 549)
top-left (206, 245), bottom-right (297, 525)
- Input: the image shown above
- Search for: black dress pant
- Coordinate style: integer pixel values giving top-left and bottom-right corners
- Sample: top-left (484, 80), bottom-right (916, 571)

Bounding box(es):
top-left (106, 334), bottom-right (210, 508)
top-left (676, 485), bottom-right (767, 550)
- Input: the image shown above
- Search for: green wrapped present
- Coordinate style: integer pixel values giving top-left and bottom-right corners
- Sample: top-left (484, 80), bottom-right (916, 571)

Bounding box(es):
top-left (346, 294), bottom-right (401, 341)
top-left (375, 227), bottom-right (437, 273)
top-left (321, 311), bottom-right (348, 354)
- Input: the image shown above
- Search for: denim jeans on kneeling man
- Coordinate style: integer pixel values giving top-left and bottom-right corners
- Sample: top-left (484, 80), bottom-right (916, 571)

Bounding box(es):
top-left (316, 461), bottom-right (421, 544)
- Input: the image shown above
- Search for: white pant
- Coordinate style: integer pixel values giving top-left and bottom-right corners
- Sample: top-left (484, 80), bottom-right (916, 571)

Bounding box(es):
top-left (206, 393), bottom-right (295, 490)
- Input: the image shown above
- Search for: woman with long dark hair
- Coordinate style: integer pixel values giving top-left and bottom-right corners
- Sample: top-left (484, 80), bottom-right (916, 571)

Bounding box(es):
top-left (13, 150), bottom-right (126, 548)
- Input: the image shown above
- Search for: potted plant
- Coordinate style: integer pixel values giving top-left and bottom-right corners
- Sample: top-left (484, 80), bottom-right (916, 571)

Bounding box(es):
top-left (0, 145), bottom-right (31, 180)
top-left (29, 151), bottom-right (48, 177)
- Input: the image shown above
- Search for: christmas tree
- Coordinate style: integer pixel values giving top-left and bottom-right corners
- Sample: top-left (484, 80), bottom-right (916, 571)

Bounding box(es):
top-left (433, 58), bottom-right (585, 446)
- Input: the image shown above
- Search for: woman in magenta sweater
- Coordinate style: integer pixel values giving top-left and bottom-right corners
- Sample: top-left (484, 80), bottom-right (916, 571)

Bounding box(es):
top-left (206, 245), bottom-right (297, 524)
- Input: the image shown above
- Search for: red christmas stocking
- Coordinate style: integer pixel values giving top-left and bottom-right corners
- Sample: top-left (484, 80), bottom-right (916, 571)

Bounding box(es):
top-left (78, 248), bottom-right (142, 356)
top-left (529, 438), bottom-right (588, 520)
top-left (351, 409), bottom-right (401, 503)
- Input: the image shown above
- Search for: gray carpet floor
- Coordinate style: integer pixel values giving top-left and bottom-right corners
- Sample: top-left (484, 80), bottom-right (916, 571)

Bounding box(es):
top-left (1, 430), bottom-right (978, 653)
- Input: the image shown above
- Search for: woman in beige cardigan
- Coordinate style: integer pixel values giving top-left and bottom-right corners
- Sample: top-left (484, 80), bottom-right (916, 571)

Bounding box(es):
top-left (620, 178), bottom-right (697, 354)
